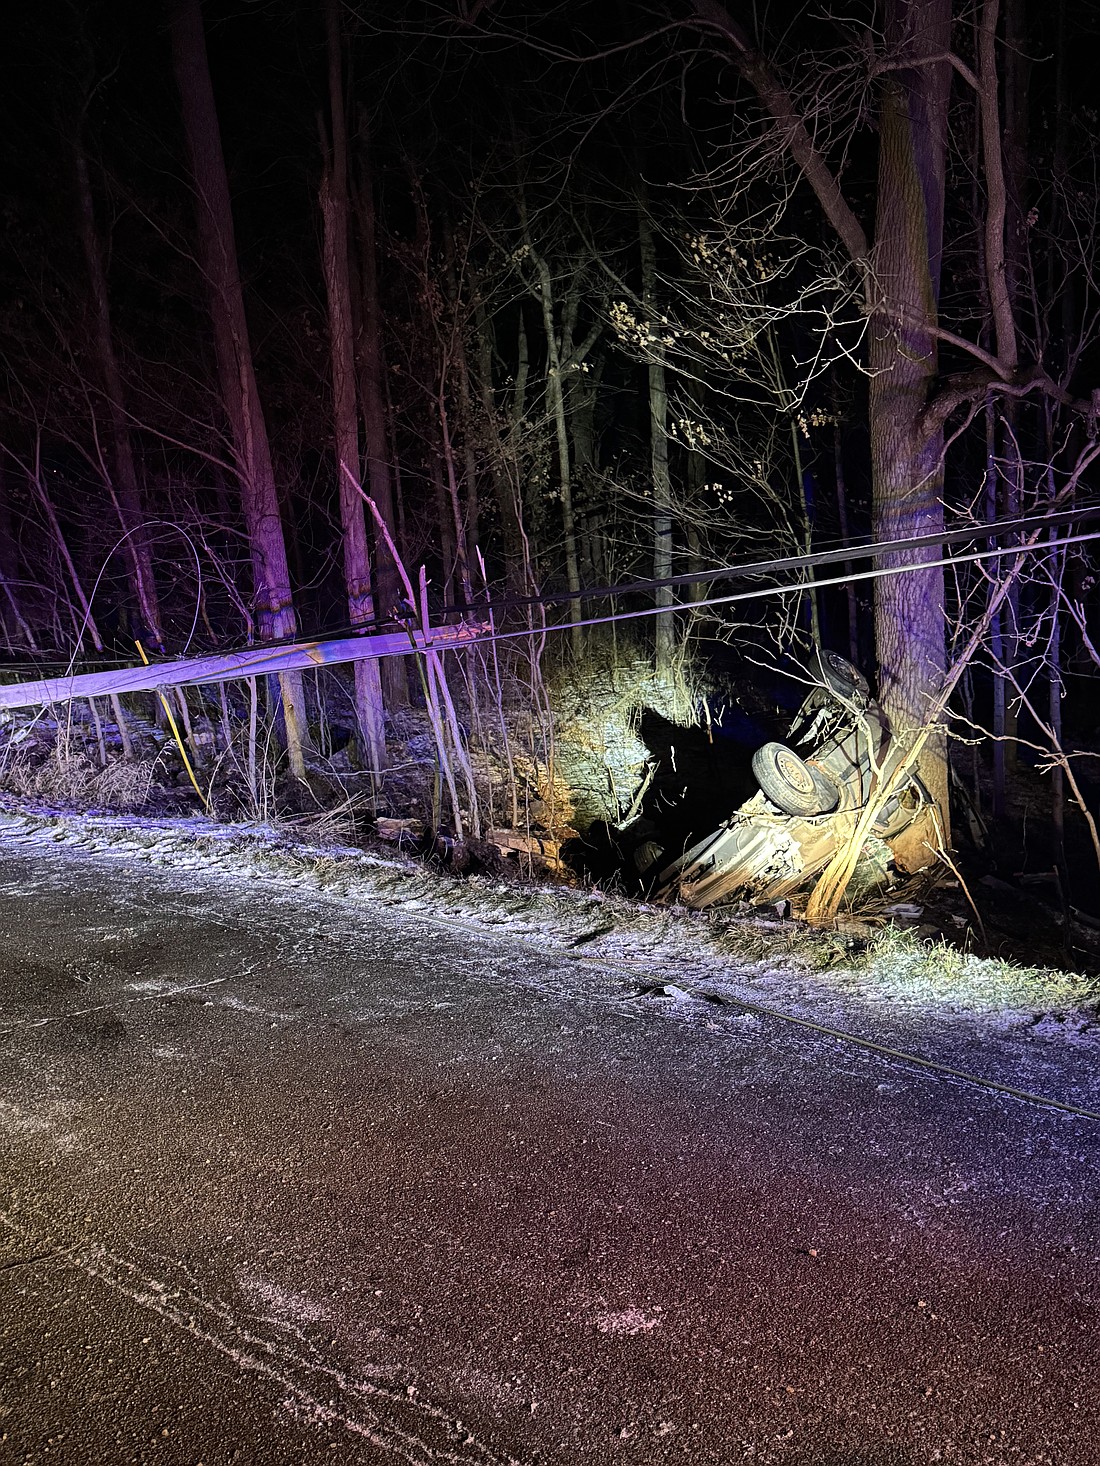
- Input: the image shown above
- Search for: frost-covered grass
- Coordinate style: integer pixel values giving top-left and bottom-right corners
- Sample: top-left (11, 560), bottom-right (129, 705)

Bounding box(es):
top-left (844, 923), bottom-right (1098, 1015)
top-left (3, 797), bottom-right (1099, 1026)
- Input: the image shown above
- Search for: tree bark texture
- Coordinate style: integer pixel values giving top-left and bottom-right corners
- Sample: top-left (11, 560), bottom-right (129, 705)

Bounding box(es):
top-left (168, 0), bottom-right (307, 778)
top-left (868, 0), bottom-right (953, 862)
top-left (696, 0), bottom-right (956, 862)
top-left (168, 0), bottom-right (297, 647)
top-left (321, 0), bottom-right (386, 770)
top-left (638, 197), bottom-right (674, 671)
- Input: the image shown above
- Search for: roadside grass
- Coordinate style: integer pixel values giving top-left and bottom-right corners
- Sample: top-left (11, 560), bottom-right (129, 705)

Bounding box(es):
top-left (2, 799), bottom-right (1099, 1023)
top-left (844, 923), bottom-right (1099, 1015)
top-left (1, 731), bottom-right (161, 812)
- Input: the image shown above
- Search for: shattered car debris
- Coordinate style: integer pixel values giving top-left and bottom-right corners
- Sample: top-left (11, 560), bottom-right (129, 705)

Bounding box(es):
top-left (654, 650), bottom-right (931, 911)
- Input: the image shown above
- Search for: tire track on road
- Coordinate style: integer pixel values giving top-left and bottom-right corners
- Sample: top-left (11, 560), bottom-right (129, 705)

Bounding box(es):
top-left (0, 1204), bottom-right (522, 1466)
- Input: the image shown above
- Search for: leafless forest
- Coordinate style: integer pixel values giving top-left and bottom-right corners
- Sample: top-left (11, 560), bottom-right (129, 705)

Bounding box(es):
top-left (2, 0), bottom-right (1099, 930)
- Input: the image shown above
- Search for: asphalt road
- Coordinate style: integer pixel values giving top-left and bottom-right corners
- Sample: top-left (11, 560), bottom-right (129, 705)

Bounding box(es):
top-left (1, 836), bottom-right (1098, 1466)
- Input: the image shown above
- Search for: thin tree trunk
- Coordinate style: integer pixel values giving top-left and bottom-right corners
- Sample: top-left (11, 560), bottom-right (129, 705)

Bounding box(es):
top-left (353, 126), bottom-right (404, 703)
top-left (682, 375), bottom-right (708, 609)
top-left (407, 169), bottom-right (471, 609)
top-left (1045, 415), bottom-right (1067, 878)
top-left (168, 0), bottom-right (307, 780)
top-left (565, 353), bottom-right (603, 590)
top-left (510, 308), bottom-right (536, 587)
top-left (429, 451), bottom-right (457, 607)
top-left (1048, 545), bottom-right (1066, 875)
top-left (638, 196), bottom-right (674, 670)
top-left (996, 0), bottom-right (1030, 771)
top-left (87, 696), bottom-right (107, 767)
top-left (380, 355), bottom-right (410, 697)
top-left (31, 468), bottom-right (104, 654)
top-left (512, 309), bottom-right (529, 427)
top-left (320, 0), bottom-right (386, 771)
top-left (437, 381), bottom-right (473, 606)
top-left (471, 277), bottom-right (527, 589)
top-left (530, 250), bottom-right (582, 652)
top-left (109, 693), bottom-right (133, 758)
top-left (72, 131), bottom-right (164, 650)
top-left (443, 228), bottom-right (480, 558)
top-left (985, 393), bottom-right (1008, 819)
top-left (0, 467), bottom-right (36, 650)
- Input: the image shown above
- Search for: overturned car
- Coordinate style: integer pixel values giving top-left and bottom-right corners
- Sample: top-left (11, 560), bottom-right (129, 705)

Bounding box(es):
top-left (653, 650), bottom-right (932, 910)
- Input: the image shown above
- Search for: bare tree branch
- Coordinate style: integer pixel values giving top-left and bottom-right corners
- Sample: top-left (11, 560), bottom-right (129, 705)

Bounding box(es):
top-left (687, 0), bottom-right (872, 273)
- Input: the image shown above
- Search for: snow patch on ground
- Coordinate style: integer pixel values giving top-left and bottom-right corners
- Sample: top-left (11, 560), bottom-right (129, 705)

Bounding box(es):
top-left (0, 1098), bottom-right (51, 1136)
top-left (593, 1307), bottom-right (660, 1336)
top-left (0, 1097), bottom-right (79, 1154)
top-left (237, 1269), bottom-right (332, 1326)
top-left (217, 993), bottom-right (296, 1022)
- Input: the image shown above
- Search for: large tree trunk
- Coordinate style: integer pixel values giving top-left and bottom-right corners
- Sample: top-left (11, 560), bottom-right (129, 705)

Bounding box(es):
top-left (868, 0), bottom-right (953, 866)
top-left (833, 418), bottom-right (860, 667)
top-left (168, 0), bottom-right (308, 778)
top-left (73, 134), bottom-right (165, 651)
top-left (320, 0), bottom-right (386, 770)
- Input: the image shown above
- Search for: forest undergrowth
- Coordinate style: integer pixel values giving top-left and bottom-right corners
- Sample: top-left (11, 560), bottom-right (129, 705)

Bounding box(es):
top-left (2, 641), bottom-right (1099, 998)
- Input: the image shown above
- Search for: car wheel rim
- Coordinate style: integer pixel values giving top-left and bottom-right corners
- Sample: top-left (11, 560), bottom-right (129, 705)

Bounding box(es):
top-left (775, 748), bottom-right (815, 794)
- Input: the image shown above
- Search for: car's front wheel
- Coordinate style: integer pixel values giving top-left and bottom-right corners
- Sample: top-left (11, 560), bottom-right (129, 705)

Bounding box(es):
top-left (752, 742), bottom-right (840, 817)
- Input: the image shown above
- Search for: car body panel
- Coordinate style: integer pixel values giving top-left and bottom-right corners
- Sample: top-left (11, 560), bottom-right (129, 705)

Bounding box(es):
top-left (654, 655), bottom-right (925, 910)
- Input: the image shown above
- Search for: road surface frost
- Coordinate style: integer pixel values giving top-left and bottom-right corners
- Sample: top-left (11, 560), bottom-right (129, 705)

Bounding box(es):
top-left (2, 806), bottom-right (1100, 1463)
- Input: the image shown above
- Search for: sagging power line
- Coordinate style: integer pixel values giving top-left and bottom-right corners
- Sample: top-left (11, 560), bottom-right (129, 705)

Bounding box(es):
top-left (1, 519), bottom-right (1097, 712)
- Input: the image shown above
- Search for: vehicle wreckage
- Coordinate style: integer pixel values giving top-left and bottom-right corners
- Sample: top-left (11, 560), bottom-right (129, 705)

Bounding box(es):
top-left (650, 650), bottom-right (933, 911)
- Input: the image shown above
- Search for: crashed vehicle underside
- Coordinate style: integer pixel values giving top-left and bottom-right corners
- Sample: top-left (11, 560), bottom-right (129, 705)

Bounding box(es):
top-left (652, 650), bottom-right (932, 911)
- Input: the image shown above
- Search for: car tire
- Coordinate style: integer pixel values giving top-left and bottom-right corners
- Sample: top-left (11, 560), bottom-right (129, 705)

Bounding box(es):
top-left (809, 647), bottom-right (870, 708)
top-left (752, 742), bottom-right (840, 817)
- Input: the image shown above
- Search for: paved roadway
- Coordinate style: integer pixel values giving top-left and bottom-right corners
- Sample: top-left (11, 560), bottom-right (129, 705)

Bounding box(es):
top-left (0, 837), bottom-right (1097, 1465)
